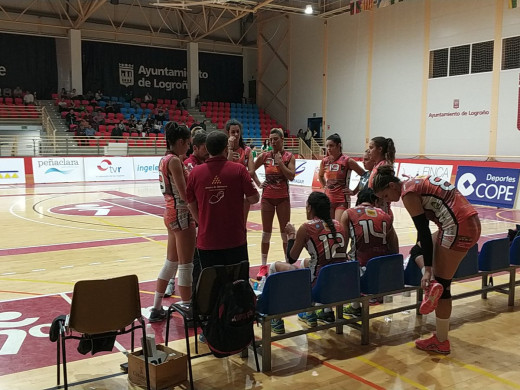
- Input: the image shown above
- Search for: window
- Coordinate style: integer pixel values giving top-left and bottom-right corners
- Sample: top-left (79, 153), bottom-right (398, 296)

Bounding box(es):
top-left (429, 48), bottom-right (448, 78)
top-left (471, 41), bottom-right (493, 73)
top-left (502, 36), bottom-right (520, 70)
top-left (449, 45), bottom-right (470, 76)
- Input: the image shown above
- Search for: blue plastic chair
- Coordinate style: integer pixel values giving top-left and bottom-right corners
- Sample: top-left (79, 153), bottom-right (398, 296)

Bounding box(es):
top-left (510, 236), bottom-right (520, 265)
top-left (360, 254), bottom-right (404, 294)
top-left (478, 238), bottom-right (510, 271)
top-left (312, 261), bottom-right (360, 304)
top-left (256, 269), bottom-right (312, 315)
top-left (454, 244), bottom-right (479, 278)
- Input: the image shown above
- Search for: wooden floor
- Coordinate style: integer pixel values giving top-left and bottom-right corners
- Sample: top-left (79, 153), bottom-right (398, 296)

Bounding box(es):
top-left (1, 180), bottom-right (520, 389)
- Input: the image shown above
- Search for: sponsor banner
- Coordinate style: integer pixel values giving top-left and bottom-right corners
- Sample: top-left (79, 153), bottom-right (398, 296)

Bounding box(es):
top-left (84, 157), bottom-right (135, 181)
top-left (133, 156), bottom-right (162, 180)
top-left (0, 158), bottom-right (25, 184)
top-left (455, 166), bottom-right (520, 208)
top-left (397, 163), bottom-right (453, 181)
top-left (32, 157), bottom-right (84, 183)
top-left (293, 159), bottom-right (321, 187)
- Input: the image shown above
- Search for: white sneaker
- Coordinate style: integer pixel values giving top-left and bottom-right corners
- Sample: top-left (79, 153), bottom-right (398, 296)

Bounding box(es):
top-left (163, 279), bottom-right (175, 297)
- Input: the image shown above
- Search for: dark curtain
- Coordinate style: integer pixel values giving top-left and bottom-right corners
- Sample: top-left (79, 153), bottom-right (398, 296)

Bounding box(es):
top-left (0, 33), bottom-right (58, 99)
top-left (82, 41), bottom-right (187, 100)
top-left (198, 52), bottom-right (243, 103)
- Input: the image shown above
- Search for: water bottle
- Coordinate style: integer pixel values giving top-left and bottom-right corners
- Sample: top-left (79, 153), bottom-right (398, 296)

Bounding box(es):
top-left (144, 323), bottom-right (158, 360)
top-left (383, 295), bottom-right (393, 323)
top-left (258, 276), bottom-right (267, 292)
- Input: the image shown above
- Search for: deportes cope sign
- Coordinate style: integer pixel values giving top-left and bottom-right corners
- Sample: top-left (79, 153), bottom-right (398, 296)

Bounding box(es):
top-left (455, 166), bottom-right (520, 208)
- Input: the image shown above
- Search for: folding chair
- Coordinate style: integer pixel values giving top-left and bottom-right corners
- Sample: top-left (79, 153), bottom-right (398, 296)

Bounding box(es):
top-left (165, 261), bottom-right (259, 390)
top-left (56, 275), bottom-right (150, 390)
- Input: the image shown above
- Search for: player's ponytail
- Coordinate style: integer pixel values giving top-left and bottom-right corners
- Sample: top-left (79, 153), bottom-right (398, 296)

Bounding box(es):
top-left (371, 136), bottom-right (396, 164)
top-left (307, 192), bottom-right (339, 243)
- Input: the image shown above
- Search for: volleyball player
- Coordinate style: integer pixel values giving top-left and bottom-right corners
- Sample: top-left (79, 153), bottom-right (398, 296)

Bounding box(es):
top-left (318, 133), bottom-right (365, 220)
top-left (268, 192), bottom-right (348, 333)
top-left (253, 128), bottom-right (296, 280)
top-left (163, 130), bottom-right (208, 298)
top-left (341, 188), bottom-right (399, 316)
top-left (225, 119), bottom-right (261, 222)
top-left (367, 136), bottom-right (396, 214)
top-left (150, 122), bottom-right (196, 322)
top-left (372, 166), bottom-right (481, 354)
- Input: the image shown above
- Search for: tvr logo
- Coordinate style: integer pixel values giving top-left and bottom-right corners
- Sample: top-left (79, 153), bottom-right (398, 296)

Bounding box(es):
top-left (97, 159), bottom-right (122, 173)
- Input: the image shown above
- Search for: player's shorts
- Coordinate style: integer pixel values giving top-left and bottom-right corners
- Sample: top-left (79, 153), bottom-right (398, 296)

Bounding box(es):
top-left (330, 201), bottom-right (350, 213)
top-left (261, 196), bottom-right (290, 211)
top-left (164, 207), bottom-right (195, 232)
top-left (438, 214), bottom-right (481, 251)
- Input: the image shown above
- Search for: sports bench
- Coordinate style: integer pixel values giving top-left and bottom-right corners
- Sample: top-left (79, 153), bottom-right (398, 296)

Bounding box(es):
top-left (254, 236), bottom-right (520, 372)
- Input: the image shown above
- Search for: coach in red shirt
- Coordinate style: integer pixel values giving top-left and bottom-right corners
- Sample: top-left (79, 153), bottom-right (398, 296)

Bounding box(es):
top-left (186, 130), bottom-right (259, 268)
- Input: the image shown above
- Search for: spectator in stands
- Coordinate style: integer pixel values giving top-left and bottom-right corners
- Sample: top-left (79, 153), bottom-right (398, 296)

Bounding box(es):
top-left (84, 125), bottom-right (96, 138)
top-left (194, 94), bottom-right (201, 108)
top-left (144, 92), bottom-right (153, 103)
top-left (111, 122), bottom-right (124, 138)
top-left (92, 111), bottom-right (105, 128)
top-left (21, 91), bottom-right (34, 105)
top-left (261, 139), bottom-right (272, 152)
top-left (268, 191), bottom-right (348, 333)
top-left (3, 87), bottom-right (12, 97)
top-left (128, 114), bottom-right (137, 129)
top-left (136, 120), bottom-right (145, 136)
top-left (156, 109), bottom-right (166, 123)
top-left (70, 89), bottom-right (78, 99)
top-left (84, 90), bottom-right (94, 101)
top-left (304, 127), bottom-right (312, 147)
top-left (151, 119), bottom-right (162, 134)
top-left (251, 144), bottom-right (258, 159)
top-left (94, 89), bottom-right (103, 101)
top-left (297, 128), bottom-right (304, 139)
top-left (340, 188), bottom-right (398, 317)
top-left (105, 102), bottom-right (115, 114)
top-left (60, 88), bottom-right (68, 99)
top-left (179, 96), bottom-right (190, 110)
top-left (65, 109), bottom-right (77, 130)
top-left (13, 86), bottom-right (23, 98)
top-left (57, 98), bottom-right (68, 112)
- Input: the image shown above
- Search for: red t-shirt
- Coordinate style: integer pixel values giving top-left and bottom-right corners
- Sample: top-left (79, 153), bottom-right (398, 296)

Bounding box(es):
top-left (186, 155), bottom-right (258, 250)
top-left (346, 204), bottom-right (394, 267)
top-left (259, 150), bottom-right (293, 199)
top-left (321, 154), bottom-right (353, 203)
top-left (401, 176), bottom-right (478, 232)
top-left (183, 153), bottom-right (204, 174)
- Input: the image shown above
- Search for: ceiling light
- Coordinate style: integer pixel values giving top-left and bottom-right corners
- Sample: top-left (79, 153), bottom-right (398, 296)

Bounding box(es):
top-left (304, 4), bottom-right (313, 14)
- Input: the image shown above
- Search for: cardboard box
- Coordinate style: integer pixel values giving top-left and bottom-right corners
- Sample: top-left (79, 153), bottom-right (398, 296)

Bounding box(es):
top-left (128, 345), bottom-right (187, 390)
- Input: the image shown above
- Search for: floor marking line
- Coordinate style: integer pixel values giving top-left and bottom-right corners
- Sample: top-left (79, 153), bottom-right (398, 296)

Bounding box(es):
top-left (93, 216), bottom-right (167, 248)
top-left (0, 290), bottom-right (45, 296)
top-left (356, 356), bottom-right (429, 390)
top-left (440, 355), bottom-right (520, 389)
top-left (0, 277), bottom-right (75, 285)
top-left (271, 341), bottom-right (385, 390)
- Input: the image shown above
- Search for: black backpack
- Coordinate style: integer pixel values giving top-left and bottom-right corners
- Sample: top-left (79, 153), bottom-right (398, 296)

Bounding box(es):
top-left (204, 278), bottom-right (256, 358)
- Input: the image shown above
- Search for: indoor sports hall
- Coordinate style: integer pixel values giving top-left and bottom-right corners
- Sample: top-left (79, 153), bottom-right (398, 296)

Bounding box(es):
top-left (2, 1), bottom-right (520, 389)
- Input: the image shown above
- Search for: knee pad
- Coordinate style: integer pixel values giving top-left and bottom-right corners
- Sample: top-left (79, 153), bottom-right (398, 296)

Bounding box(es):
top-left (434, 276), bottom-right (452, 299)
top-left (269, 262), bottom-right (277, 275)
top-left (158, 260), bottom-right (178, 281)
top-left (261, 231), bottom-right (272, 243)
top-left (178, 263), bottom-right (194, 287)
top-left (280, 232), bottom-right (288, 244)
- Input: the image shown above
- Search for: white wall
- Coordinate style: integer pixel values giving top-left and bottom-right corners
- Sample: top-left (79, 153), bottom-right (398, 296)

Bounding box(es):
top-left (287, 15), bottom-right (325, 134)
top-left (282, 0), bottom-right (520, 158)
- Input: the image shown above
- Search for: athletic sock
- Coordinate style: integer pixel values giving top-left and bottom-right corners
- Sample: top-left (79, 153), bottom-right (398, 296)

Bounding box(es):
top-left (436, 317), bottom-right (450, 342)
top-left (261, 253), bottom-right (268, 265)
top-left (153, 291), bottom-right (163, 310)
top-left (421, 267), bottom-right (426, 275)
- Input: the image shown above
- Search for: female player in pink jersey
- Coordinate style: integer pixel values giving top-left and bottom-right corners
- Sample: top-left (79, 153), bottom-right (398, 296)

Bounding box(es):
top-left (367, 136), bottom-right (396, 214)
top-left (268, 191), bottom-right (348, 332)
top-left (372, 165), bottom-right (481, 354)
top-left (253, 128), bottom-right (296, 279)
top-left (318, 133), bottom-right (365, 220)
top-left (225, 119), bottom-right (261, 221)
top-left (150, 122), bottom-right (196, 322)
